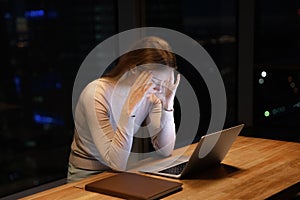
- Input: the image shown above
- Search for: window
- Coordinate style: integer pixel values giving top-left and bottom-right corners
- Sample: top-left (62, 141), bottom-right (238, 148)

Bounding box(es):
top-left (145, 0), bottom-right (238, 140)
top-left (0, 0), bottom-right (117, 197)
top-left (254, 0), bottom-right (300, 141)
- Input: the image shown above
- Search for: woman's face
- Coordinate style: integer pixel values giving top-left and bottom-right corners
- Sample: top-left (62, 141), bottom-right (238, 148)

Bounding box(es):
top-left (149, 67), bottom-right (173, 94)
top-left (126, 64), bottom-right (174, 94)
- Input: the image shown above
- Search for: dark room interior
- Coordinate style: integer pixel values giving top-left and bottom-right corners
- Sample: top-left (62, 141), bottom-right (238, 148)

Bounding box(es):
top-left (0, 0), bottom-right (299, 199)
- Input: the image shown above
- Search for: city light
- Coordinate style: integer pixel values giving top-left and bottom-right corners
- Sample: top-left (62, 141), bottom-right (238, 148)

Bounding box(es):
top-left (290, 82), bottom-right (295, 88)
top-left (4, 12), bottom-right (12, 20)
top-left (259, 78), bottom-right (264, 84)
top-left (33, 113), bottom-right (64, 125)
top-left (24, 10), bottom-right (45, 19)
top-left (264, 111), bottom-right (270, 117)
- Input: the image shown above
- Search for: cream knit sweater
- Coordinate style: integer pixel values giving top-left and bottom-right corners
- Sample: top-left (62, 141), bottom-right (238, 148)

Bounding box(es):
top-left (69, 78), bottom-right (176, 171)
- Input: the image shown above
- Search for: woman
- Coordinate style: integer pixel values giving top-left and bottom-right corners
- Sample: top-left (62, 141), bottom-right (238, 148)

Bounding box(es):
top-left (67, 36), bottom-right (180, 182)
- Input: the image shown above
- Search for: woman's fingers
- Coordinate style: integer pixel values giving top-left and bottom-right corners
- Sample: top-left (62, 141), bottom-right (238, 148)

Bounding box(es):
top-left (144, 82), bottom-right (154, 93)
top-left (174, 74), bottom-right (180, 88)
top-left (163, 73), bottom-right (180, 91)
top-left (170, 71), bottom-right (174, 84)
top-left (134, 71), bottom-right (152, 87)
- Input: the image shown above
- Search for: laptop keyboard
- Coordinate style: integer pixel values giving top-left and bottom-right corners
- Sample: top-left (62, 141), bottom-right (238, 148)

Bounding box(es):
top-left (158, 162), bottom-right (188, 175)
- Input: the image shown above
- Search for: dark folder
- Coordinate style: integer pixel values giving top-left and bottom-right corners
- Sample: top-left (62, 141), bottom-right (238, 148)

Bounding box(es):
top-left (85, 172), bottom-right (182, 200)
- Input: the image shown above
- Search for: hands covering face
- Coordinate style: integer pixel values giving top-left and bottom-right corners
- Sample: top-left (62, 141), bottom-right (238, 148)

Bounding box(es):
top-left (154, 72), bottom-right (180, 111)
top-left (125, 69), bottom-right (180, 116)
top-left (125, 71), bottom-right (154, 116)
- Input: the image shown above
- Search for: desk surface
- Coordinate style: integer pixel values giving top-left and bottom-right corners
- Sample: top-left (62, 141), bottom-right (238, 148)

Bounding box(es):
top-left (21, 136), bottom-right (300, 200)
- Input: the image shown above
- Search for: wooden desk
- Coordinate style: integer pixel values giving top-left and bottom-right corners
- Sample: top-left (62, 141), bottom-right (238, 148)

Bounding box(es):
top-left (21, 136), bottom-right (300, 200)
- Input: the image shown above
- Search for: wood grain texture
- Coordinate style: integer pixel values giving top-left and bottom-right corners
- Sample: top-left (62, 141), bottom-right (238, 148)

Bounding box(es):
top-left (21, 136), bottom-right (300, 200)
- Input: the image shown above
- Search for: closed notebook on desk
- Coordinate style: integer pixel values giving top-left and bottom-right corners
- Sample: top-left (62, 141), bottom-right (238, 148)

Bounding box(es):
top-left (85, 172), bottom-right (182, 200)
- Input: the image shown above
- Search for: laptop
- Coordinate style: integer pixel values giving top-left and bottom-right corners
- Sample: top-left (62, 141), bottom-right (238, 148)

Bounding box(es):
top-left (139, 124), bottom-right (244, 179)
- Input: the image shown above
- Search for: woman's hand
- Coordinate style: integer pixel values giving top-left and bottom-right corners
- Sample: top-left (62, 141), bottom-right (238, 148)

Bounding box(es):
top-left (125, 71), bottom-right (154, 116)
top-left (160, 73), bottom-right (180, 111)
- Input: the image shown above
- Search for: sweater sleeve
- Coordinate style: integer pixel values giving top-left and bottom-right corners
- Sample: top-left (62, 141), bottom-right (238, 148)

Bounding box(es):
top-left (147, 95), bottom-right (176, 157)
top-left (79, 81), bottom-right (135, 171)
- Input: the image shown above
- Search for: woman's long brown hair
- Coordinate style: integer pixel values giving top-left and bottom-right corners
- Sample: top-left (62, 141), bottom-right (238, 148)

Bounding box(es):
top-left (103, 37), bottom-right (177, 81)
